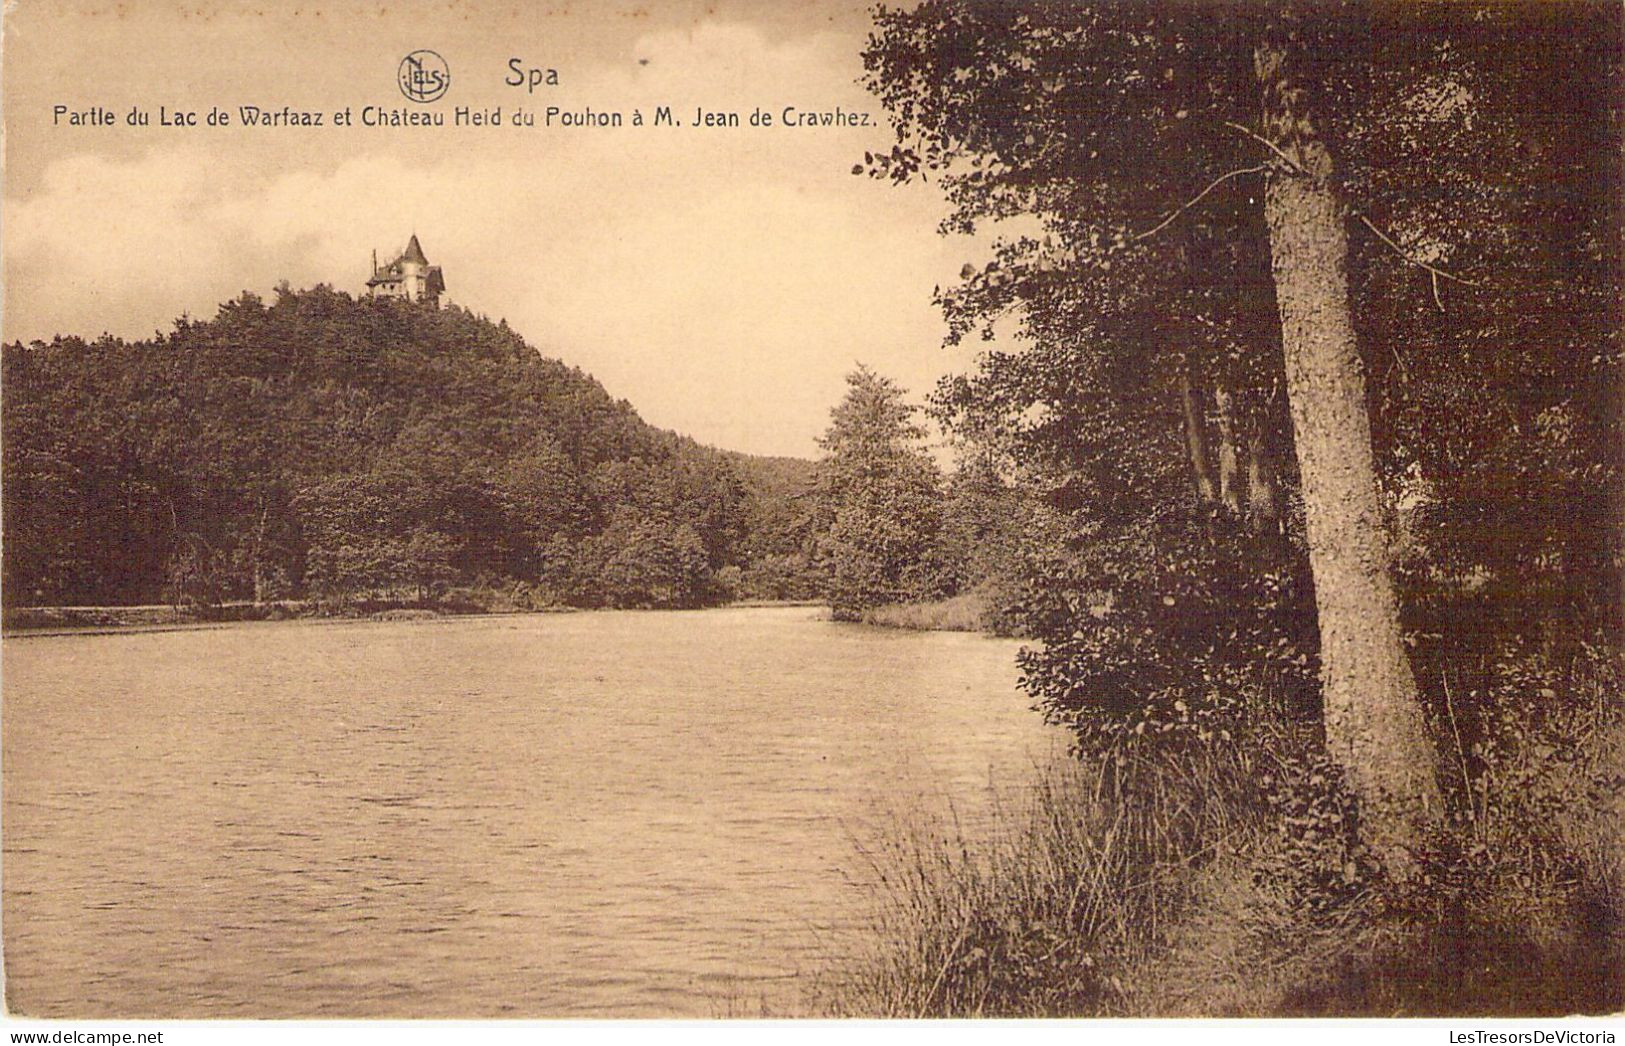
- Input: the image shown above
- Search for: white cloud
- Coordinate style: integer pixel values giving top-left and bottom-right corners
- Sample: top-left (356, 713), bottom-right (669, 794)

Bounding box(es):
top-left (4, 21), bottom-right (992, 457)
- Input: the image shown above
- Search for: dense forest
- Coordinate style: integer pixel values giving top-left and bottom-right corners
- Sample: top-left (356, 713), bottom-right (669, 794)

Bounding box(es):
top-left (1, 286), bottom-right (820, 613)
top-left (812, 0), bottom-right (1625, 1017)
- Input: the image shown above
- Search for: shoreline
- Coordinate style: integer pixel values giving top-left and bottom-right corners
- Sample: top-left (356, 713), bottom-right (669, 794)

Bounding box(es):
top-left (1, 599), bottom-right (827, 639)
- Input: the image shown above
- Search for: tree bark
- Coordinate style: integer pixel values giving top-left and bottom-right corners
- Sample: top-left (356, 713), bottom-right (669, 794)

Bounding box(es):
top-left (1179, 367), bottom-right (1218, 505)
top-left (1257, 20), bottom-right (1441, 877)
top-left (1213, 384), bottom-right (1244, 515)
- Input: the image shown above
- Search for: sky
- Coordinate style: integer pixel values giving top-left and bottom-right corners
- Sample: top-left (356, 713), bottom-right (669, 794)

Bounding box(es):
top-left (2, 0), bottom-right (1000, 459)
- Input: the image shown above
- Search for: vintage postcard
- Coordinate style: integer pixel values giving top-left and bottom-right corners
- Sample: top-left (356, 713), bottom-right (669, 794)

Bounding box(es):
top-left (2, 0), bottom-right (1621, 1034)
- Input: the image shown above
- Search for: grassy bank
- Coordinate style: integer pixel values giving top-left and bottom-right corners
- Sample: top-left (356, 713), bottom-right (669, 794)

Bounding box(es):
top-left (3, 595), bottom-right (820, 634)
top-left (2, 602), bottom-right (299, 632)
top-left (810, 647), bottom-right (1624, 1017)
top-left (0, 588), bottom-right (576, 633)
top-left (859, 586), bottom-right (1015, 635)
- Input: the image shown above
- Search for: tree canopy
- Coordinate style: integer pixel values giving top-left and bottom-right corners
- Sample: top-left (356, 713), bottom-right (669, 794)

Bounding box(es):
top-left (813, 366), bottom-right (948, 619)
top-left (2, 287), bottom-right (818, 611)
top-left (860, 0), bottom-right (1622, 874)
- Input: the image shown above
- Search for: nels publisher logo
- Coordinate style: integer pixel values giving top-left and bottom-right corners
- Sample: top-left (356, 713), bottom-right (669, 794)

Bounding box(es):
top-left (398, 50), bottom-right (449, 103)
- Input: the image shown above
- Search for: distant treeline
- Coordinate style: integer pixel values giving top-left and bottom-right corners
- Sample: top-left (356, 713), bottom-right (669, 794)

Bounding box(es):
top-left (2, 286), bottom-right (822, 611)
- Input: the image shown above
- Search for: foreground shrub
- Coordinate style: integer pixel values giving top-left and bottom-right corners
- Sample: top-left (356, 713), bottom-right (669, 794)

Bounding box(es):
top-left (1146, 642), bottom-right (1623, 1016)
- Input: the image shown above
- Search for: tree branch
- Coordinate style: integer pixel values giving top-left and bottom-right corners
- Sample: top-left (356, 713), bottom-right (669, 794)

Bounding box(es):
top-left (1133, 163), bottom-right (1269, 242)
top-left (1222, 120), bottom-right (1306, 175)
top-left (1355, 213), bottom-right (1483, 288)
top-left (1223, 119), bottom-right (1486, 290)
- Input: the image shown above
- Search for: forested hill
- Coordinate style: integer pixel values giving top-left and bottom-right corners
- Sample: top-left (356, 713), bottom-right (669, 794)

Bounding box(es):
top-left (2, 285), bottom-right (817, 611)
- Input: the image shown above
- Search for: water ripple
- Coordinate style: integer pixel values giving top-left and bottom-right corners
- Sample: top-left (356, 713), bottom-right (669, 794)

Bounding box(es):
top-left (4, 607), bottom-right (1061, 1017)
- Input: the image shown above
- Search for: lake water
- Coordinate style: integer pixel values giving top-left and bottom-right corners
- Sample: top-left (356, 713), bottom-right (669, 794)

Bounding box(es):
top-left (2, 607), bottom-right (1062, 1017)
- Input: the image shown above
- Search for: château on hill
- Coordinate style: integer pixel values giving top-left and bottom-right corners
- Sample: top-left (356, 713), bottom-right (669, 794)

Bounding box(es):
top-left (366, 235), bottom-right (445, 309)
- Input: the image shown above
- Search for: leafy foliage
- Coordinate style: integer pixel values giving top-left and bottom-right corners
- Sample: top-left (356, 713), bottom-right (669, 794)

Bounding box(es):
top-left (812, 367), bottom-right (948, 620)
top-left (861, 0), bottom-right (1622, 762)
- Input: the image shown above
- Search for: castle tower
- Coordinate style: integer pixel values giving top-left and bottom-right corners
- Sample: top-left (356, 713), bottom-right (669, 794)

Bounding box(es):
top-left (365, 235), bottom-right (445, 307)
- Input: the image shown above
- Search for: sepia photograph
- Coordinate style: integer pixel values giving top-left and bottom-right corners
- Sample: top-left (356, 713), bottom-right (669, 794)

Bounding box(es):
top-left (1, 0), bottom-right (1621, 1032)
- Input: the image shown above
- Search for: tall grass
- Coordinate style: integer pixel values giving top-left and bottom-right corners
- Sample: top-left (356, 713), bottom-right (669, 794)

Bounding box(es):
top-left (859, 588), bottom-right (996, 634)
top-left (810, 646), bottom-right (1622, 1017)
top-left (1154, 693), bottom-right (1623, 1016)
top-left (809, 733), bottom-right (1284, 1017)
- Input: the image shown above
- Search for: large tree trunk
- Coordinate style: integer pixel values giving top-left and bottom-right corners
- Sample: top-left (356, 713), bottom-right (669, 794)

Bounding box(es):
top-left (1257, 23), bottom-right (1441, 877)
top-left (1179, 367), bottom-right (1219, 505)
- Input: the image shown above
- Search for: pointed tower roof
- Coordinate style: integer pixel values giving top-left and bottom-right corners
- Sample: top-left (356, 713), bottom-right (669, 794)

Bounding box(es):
top-left (401, 234), bottom-right (429, 265)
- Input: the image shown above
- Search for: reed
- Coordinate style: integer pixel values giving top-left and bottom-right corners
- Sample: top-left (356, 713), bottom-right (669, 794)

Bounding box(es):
top-left (810, 648), bottom-right (1622, 1017)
